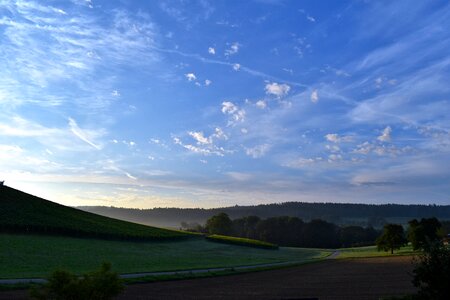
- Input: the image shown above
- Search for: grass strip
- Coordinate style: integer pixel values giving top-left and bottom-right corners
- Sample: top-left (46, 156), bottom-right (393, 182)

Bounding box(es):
top-left (206, 234), bottom-right (278, 249)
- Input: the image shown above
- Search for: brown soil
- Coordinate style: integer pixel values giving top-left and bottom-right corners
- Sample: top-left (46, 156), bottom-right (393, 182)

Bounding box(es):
top-left (0, 256), bottom-right (416, 300)
top-left (120, 256), bottom-right (416, 300)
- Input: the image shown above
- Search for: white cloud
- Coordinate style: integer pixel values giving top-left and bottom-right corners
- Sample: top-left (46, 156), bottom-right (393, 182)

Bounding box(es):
top-left (212, 127), bottom-right (228, 140)
top-left (225, 42), bottom-right (240, 56)
top-left (325, 133), bottom-right (339, 143)
top-left (265, 82), bottom-right (291, 98)
top-left (208, 47), bottom-right (215, 55)
top-left (188, 131), bottom-right (210, 145)
top-left (325, 144), bottom-right (340, 153)
top-left (245, 144), bottom-right (270, 158)
top-left (328, 154), bottom-right (342, 162)
top-left (221, 101), bottom-right (238, 114)
top-left (173, 137), bottom-right (229, 157)
top-left (233, 63), bottom-right (241, 71)
top-left (310, 89), bottom-right (319, 103)
top-left (306, 15), bottom-right (316, 22)
top-left (353, 141), bottom-right (373, 155)
top-left (122, 140), bottom-right (136, 147)
top-left (185, 73), bottom-right (197, 81)
top-left (205, 79), bottom-right (212, 86)
top-left (378, 126), bottom-right (392, 142)
top-left (111, 90), bottom-right (120, 97)
top-left (0, 4), bottom-right (160, 115)
top-left (125, 172), bottom-right (137, 180)
top-left (255, 100), bottom-right (267, 109)
top-left (68, 118), bottom-right (101, 150)
top-left (324, 133), bottom-right (352, 143)
top-left (283, 157), bottom-right (322, 169)
top-left (0, 116), bottom-right (59, 137)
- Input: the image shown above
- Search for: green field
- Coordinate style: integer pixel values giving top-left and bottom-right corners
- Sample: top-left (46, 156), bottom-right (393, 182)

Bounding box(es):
top-left (0, 186), bottom-right (189, 240)
top-left (0, 234), bottom-right (330, 279)
top-left (337, 245), bottom-right (417, 258)
top-left (206, 234), bottom-right (278, 249)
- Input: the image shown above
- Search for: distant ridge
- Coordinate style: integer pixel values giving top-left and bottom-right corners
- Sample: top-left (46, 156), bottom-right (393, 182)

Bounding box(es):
top-left (0, 185), bottom-right (190, 241)
top-left (80, 202), bottom-right (450, 229)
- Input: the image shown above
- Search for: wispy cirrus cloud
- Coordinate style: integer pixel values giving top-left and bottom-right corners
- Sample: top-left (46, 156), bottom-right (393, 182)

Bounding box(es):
top-left (0, 0), bottom-right (161, 114)
top-left (68, 118), bottom-right (102, 150)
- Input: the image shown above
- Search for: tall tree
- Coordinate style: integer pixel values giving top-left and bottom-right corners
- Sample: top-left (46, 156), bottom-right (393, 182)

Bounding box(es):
top-left (407, 217), bottom-right (442, 250)
top-left (412, 242), bottom-right (450, 300)
top-left (376, 223), bottom-right (406, 254)
top-left (205, 213), bottom-right (232, 235)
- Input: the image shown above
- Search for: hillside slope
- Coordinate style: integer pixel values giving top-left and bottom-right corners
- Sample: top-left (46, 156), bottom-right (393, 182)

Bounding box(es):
top-left (0, 186), bottom-right (190, 241)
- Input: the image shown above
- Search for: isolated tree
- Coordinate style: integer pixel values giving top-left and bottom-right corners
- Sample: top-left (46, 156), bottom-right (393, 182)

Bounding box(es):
top-left (376, 223), bottom-right (406, 254)
top-left (205, 212), bottom-right (232, 235)
top-left (407, 218), bottom-right (442, 251)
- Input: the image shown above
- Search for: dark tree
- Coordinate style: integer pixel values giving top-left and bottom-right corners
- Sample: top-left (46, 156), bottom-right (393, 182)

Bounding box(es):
top-left (302, 219), bottom-right (339, 248)
top-left (340, 226), bottom-right (371, 247)
top-left (376, 223), bottom-right (406, 254)
top-left (205, 212), bottom-right (232, 235)
top-left (407, 218), bottom-right (442, 250)
top-left (232, 215), bottom-right (260, 239)
top-left (412, 242), bottom-right (450, 300)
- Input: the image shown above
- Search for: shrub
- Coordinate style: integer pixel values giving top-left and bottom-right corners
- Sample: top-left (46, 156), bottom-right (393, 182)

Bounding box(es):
top-left (30, 262), bottom-right (123, 300)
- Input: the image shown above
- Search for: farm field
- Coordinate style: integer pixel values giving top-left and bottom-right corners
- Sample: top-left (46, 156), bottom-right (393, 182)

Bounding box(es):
top-left (0, 234), bottom-right (330, 279)
top-left (337, 245), bottom-right (416, 258)
top-left (115, 256), bottom-right (416, 300)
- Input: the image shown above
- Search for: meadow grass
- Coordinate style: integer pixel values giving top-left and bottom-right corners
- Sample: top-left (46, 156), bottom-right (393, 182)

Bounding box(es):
top-left (337, 244), bottom-right (417, 258)
top-left (0, 234), bottom-right (330, 279)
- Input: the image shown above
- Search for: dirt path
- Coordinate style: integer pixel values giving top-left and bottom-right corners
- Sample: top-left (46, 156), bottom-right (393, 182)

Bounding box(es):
top-left (0, 256), bottom-right (416, 300)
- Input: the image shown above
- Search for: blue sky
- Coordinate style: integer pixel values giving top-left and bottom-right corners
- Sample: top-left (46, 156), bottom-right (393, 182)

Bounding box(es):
top-left (0, 0), bottom-right (449, 208)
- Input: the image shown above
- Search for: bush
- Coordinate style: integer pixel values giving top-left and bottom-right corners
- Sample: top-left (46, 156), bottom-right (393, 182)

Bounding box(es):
top-left (30, 262), bottom-right (124, 300)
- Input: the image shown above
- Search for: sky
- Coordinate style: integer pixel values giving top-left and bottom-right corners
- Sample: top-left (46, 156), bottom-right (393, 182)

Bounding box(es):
top-left (0, 0), bottom-right (449, 208)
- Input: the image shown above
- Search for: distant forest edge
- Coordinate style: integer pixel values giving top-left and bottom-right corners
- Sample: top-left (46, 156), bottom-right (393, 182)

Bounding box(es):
top-left (79, 202), bottom-right (450, 229)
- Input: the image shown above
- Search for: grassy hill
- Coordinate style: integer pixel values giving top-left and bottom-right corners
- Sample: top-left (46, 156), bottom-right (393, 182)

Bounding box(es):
top-left (0, 185), bottom-right (190, 241)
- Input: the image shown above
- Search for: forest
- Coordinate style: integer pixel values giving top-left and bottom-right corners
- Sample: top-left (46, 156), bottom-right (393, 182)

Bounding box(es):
top-left (80, 202), bottom-right (450, 229)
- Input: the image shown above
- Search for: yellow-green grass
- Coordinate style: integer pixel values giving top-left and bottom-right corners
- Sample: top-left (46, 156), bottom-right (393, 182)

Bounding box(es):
top-left (206, 234), bottom-right (278, 249)
top-left (0, 234), bottom-right (330, 279)
top-left (0, 186), bottom-right (190, 240)
top-left (337, 245), bottom-right (417, 259)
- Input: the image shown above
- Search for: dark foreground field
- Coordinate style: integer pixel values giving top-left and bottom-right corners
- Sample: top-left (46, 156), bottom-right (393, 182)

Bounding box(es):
top-left (119, 256), bottom-right (416, 300)
top-left (0, 256), bottom-right (416, 300)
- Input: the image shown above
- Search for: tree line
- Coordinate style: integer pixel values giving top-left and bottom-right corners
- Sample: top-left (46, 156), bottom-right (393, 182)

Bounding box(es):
top-left (183, 213), bottom-right (379, 248)
top-left (184, 213), bottom-right (447, 250)
top-left (83, 202), bottom-right (450, 229)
